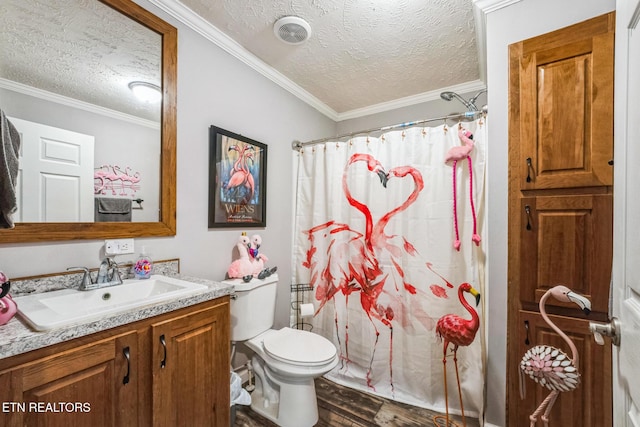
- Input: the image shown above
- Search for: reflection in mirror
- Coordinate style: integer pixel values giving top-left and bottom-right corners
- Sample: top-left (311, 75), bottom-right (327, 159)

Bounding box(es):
top-left (1, 0), bottom-right (161, 223)
top-left (0, 0), bottom-right (176, 242)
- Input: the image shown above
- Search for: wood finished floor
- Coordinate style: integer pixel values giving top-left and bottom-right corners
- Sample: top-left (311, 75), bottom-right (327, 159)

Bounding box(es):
top-left (234, 377), bottom-right (480, 427)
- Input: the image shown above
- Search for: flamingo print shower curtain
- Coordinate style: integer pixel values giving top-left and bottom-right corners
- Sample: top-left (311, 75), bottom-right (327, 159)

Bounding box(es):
top-left (292, 118), bottom-right (487, 419)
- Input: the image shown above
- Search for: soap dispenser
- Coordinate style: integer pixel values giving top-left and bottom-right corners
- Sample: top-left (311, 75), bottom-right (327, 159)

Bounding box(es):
top-left (133, 246), bottom-right (153, 279)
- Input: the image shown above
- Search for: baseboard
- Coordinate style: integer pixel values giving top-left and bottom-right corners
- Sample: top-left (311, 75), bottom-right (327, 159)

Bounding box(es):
top-left (484, 423), bottom-right (502, 427)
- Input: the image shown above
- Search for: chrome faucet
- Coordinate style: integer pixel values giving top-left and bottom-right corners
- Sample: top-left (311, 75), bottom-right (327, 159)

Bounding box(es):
top-left (67, 258), bottom-right (123, 291)
top-left (97, 257), bottom-right (123, 286)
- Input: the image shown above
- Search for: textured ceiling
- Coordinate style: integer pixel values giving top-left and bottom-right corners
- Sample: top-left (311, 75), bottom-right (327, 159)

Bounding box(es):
top-left (180, 0), bottom-right (480, 114)
top-left (0, 0), bottom-right (161, 122)
top-left (0, 0), bottom-right (482, 120)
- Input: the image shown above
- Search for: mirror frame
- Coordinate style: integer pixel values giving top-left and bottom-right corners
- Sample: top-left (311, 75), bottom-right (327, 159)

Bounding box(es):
top-left (0, 0), bottom-right (177, 243)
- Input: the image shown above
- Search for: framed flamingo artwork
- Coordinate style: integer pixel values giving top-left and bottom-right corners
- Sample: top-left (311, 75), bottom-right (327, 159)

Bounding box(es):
top-left (208, 126), bottom-right (267, 228)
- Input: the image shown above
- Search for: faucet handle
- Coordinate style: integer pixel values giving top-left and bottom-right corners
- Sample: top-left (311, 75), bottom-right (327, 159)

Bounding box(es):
top-left (66, 267), bottom-right (94, 288)
top-left (107, 258), bottom-right (124, 285)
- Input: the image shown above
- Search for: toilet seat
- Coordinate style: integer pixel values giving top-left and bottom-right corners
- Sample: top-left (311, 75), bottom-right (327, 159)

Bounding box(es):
top-left (262, 327), bottom-right (336, 367)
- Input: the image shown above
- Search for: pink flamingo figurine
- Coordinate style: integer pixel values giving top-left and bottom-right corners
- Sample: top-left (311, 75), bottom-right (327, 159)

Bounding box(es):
top-left (435, 283), bottom-right (481, 427)
top-left (445, 129), bottom-right (480, 251)
top-left (520, 286), bottom-right (591, 427)
top-left (227, 233), bottom-right (253, 282)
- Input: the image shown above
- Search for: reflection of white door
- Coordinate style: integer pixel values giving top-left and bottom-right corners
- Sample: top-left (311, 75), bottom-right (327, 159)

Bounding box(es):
top-left (612, 0), bottom-right (640, 424)
top-left (10, 117), bottom-right (94, 222)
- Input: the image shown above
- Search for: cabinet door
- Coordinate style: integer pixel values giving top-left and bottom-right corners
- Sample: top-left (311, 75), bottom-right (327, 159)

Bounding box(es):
top-left (0, 332), bottom-right (138, 427)
top-left (151, 301), bottom-right (230, 427)
top-left (516, 310), bottom-right (612, 427)
top-left (512, 13), bottom-right (614, 189)
top-left (519, 193), bottom-right (612, 314)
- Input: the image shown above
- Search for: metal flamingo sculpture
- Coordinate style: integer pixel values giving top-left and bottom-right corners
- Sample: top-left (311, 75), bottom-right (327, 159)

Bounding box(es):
top-left (520, 285), bottom-right (591, 427)
top-left (445, 129), bottom-right (480, 251)
top-left (436, 283), bottom-right (481, 427)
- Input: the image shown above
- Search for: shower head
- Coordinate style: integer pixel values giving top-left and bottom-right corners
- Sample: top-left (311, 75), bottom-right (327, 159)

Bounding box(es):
top-left (439, 89), bottom-right (487, 112)
top-left (440, 91), bottom-right (457, 102)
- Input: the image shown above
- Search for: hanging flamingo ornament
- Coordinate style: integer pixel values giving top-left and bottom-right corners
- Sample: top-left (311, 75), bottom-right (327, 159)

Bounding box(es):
top-left (445, 129), bottom-right (480, 251)
top-left (435, 283), bottom-right (481, 427)
top-left (520, 286), bottom-right (591, 427)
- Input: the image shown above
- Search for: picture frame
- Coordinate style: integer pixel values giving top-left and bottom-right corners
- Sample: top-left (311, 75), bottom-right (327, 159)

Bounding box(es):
top-left (208, 126), bottom-right (267, 228)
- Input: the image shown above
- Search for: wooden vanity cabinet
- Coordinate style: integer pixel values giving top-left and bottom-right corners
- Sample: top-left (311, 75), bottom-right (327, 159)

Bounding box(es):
top-left (0, 296), bottom-right (230, 427)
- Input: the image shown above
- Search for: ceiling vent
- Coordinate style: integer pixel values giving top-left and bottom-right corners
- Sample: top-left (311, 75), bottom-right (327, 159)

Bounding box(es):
top-left (273, 16), bottom-right (311, 45)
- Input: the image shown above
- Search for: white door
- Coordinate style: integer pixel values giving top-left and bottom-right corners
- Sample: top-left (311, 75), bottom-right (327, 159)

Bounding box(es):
top-left (612, 0), bottom-right (640, 424)
top-left (10, 117), bottom-right (94, 222)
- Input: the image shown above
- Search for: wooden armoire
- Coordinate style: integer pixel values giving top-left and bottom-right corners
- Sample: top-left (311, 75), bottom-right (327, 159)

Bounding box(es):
top-left (507, 12), bottom-right (614, 426)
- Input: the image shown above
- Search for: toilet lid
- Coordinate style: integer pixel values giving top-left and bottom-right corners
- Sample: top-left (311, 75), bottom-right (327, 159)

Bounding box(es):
top-left (262, 328), bottom-right (336, 366)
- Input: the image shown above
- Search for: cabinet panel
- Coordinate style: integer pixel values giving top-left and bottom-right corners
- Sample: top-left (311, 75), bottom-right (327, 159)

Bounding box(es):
top-left (520, 194), bottom-right (612, 314)
top-left (151, 301), bottom-right (230, 427)
top-left (516, 14), bottom-right (614, 189)
top-left (516, 310), bottom-right (611, 427)
top-left (0, 331), bottom-right (138, 427)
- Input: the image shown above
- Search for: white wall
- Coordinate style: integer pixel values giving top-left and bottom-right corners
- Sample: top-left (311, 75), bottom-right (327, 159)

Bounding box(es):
top-left (0, 1), bottom-right (335, 333)
top-left (483, 0), bottom-right (614, 425)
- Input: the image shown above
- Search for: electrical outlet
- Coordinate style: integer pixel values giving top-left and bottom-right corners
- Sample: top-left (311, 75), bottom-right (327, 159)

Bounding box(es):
top-left (104, 239), bottom-right (135, 255)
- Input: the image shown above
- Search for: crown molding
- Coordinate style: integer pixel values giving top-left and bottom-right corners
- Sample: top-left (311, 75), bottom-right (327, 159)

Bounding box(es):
top-left (0, 78), bottom-right (160, 129)
top-left (147, 0), bottom-right (340, 121)
top-left (148, 0), bottom-right (504, 123)
top-left (336, 80), bottom-right (487, 122)
top-left (473, 0), bottom-right (523, 83)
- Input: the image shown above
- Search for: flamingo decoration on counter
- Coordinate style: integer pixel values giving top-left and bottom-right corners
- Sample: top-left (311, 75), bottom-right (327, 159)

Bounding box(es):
top-left (445, 128), bottom-right (480, 251)
top-left (435, 282), bottom-right (481, 427)
top-left (520, 286), bottom-right (591, 427)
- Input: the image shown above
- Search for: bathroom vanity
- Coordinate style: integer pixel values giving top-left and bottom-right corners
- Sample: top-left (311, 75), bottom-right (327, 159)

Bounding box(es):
top-left (0, 269), bottom-right (232, 427)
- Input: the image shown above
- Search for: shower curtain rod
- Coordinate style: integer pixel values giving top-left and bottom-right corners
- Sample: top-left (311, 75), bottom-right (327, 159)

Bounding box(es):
top-left (291, 110), bottom-right (487, 150)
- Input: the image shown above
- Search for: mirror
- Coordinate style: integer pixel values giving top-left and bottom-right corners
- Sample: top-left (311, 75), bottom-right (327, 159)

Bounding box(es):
top-left (0, 0), bottom-right (176, 242)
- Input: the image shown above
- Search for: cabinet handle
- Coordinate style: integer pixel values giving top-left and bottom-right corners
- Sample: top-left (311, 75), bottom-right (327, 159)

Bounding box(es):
top-left (524, 205), bottom-right (532, 231)
top-left (122, 346), bottom-right (130, 385)
top-left (160, 334), bottom-right (167, 369)
top-left (524, 320), bottom-right (530, 345)
top-left (526, 157), bottom-right (532, 182)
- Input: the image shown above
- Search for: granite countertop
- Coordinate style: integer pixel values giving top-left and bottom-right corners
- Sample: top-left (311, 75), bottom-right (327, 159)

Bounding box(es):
top-left (0, 273), bottom-right (234, 360)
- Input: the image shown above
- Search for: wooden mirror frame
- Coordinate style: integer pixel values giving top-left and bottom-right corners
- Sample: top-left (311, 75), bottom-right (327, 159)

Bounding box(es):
top-left (0, 0), bottom-right (177, 243)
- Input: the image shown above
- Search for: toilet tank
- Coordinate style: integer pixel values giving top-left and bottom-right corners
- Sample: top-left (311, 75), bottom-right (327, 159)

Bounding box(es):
top-left (226, 274), bottom-right (278, 341)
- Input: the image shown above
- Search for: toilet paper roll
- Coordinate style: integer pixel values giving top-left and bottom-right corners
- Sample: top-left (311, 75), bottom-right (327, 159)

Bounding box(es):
top-left (299, 303), bottom-right (314, 318)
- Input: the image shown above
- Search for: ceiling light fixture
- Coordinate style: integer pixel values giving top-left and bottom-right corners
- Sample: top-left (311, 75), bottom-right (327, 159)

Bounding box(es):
top-left (128, 81), bottom-right (162, 103)
top-left (273, 16), bottom-right (312, 45)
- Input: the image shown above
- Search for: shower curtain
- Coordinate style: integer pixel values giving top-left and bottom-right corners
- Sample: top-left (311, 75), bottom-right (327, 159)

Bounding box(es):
top-left (292, 118), bottom-right (487, 419)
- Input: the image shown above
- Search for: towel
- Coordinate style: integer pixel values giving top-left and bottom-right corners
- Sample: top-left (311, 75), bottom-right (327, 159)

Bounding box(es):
top-left (0, 110), bottom-right (22, 228)
top-left (94, 197), bottom-right (132, 222)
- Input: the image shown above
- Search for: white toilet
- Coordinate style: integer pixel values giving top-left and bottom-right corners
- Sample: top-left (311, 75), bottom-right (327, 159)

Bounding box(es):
top-left (226, 274), bottom-right (338, 427)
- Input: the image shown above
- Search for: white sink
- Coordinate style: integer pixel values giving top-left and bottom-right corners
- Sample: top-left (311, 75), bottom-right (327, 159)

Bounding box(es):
top-left (14, 275), bottom-right (208, 331)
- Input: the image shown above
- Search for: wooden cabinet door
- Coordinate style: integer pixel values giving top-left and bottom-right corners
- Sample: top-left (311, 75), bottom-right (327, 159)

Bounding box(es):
top-left (512, 13), bottom-right (614, 190)
top-left (151, 300), bottom-right (230, 427)
top-left (508, 12), bottom-right (615, 427)
top-left (516, 310), bottom-right (612, 427)
top-left (519, 193), bottom-right (612, 314)
top-left (0, 332), bottom-right (138, 427)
